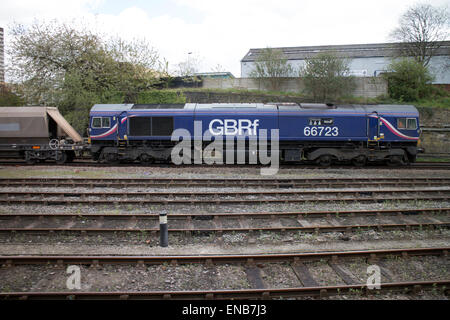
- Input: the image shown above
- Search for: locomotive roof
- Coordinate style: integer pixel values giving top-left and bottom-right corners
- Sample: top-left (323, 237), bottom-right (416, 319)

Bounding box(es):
top-left (362, 104), bottom-right (419, 114)
top-left (90, 103), bottom-right (418, 115)
top-left (91, 104), bottom-right (135, 111)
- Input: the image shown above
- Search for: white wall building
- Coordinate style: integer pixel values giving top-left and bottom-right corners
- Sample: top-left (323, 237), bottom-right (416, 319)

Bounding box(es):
top-left (241, 42), bottom-right (450, 84)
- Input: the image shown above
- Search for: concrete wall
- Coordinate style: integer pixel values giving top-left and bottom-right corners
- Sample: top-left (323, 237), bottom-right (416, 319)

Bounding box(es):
top-left (241, 55), bottom-right (450, 84)
top-left (420, 131), bottom-right (450, 154)
top-left (202, 77), bottom-right (387, 98)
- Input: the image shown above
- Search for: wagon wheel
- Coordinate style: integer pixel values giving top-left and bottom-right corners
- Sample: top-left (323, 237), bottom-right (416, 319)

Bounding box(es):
top-left (26, 158), bottom-right (36, 165)
top-left (316, 155), bottom-right (332, 167)
top-left (56, 152), bottom-right (67, 164)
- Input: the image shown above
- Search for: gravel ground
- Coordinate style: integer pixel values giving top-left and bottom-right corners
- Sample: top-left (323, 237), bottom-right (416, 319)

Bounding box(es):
top-left (0, 165), bottom-right (449, 300)
top-left (1, 165), bottom-right (450, 180)
top-left (1, 200), bottom-right (449, 216)
top-left (0, 211), bottom-right (447, 226)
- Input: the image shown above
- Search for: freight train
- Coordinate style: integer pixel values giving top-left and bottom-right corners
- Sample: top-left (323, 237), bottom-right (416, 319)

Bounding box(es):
top-left (0, 103), bottom-right (422, 166)
top-left (0, 107), bottom-right (84, 164)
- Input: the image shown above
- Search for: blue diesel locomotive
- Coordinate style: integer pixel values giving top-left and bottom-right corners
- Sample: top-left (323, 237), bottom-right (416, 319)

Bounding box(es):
top-left (88, 103), bottom-right (421, 166)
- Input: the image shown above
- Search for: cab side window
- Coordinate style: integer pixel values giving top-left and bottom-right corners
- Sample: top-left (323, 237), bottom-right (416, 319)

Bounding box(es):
top-left (92, 117), bottom-right (102, 128)
top-left (102, 117), bottom-right (111, 128)
top-left (397, 118), bottom-right (417, 130)
top-left (407, 118), bottom-right (417, 130)
top-left (92, 117), bottom-right (111, 128)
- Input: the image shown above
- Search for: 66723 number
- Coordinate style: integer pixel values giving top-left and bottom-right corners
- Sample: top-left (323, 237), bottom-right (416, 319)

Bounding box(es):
top-left (303, 126), bottom-right (339, 137)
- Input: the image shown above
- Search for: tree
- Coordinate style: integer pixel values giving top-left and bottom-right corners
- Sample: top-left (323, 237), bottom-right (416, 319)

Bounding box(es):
top-left (175, 53), bottom-right (201, 77)
top-left (300, 52), bottom-right (356, 102)
top-left (383, 58), bottom-right (434, 101)
top-left (0, 84), bottom-right (25, 106)
top-left (210, 64), bottom-right (226, 73)
top-left (249, 47), bottom-right (295, 91)
top-left (390, 3), bottom-right (449, 66)
top-left (7, 20), bottom-right (162, 134)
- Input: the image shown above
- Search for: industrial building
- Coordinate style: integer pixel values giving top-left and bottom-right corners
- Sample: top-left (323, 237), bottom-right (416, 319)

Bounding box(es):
top-left (241, 42), bottom-right (450, 84)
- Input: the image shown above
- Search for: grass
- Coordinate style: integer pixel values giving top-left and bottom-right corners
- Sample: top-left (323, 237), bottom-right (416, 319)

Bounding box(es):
top-left (0, 168), bottom-right (134, 179)
top-left (416, 156), bottom-right (450, 162)
top-left (415, 96), bottom-right (450, 109)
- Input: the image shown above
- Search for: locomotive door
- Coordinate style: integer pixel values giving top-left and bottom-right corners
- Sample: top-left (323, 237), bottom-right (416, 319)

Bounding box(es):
top-left (117, 111), bottom-right (127, 140)
top-left (367, 112), bottom-right (380, 145)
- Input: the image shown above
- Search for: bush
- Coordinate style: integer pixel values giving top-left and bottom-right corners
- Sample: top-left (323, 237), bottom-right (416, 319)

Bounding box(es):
top-left (301, 52), bottom-right (356, 102)
top-left (383, 59), bottom-right (434, 101)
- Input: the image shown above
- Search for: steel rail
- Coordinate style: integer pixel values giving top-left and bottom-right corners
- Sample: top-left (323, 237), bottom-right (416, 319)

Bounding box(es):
top-left (1, 187), bottom-right (449, 198)
top-left (0, 247), bottom-right (448, 265)
top-left (0, 179), bottom-right (450, 188)
top-left (0, 160), bottom-right (449, 170)
top-left (1, 280), bottom-right (449, 299)
top-left (2, 176), bottom-right (450, 183)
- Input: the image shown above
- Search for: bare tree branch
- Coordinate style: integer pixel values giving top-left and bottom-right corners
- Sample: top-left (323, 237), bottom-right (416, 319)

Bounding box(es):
top-left (390, 3), bottom-right (449, 66)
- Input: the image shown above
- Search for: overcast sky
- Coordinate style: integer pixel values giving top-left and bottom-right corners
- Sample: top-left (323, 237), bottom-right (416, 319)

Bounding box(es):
top-left (1, 0), bottom-right (449, 77)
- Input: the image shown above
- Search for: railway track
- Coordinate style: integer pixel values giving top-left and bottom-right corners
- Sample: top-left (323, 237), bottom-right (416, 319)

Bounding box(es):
top-left (1, 177), bottom-right (450, 189)
top-left (1, 169), bottom-right (449, 301)
top-left (0, 247), bottom-right (448, 299)
top-left (0, 188), bottom-right (449, 206)
top-left (0, 207), bottom-right (448, 235)
top-left (2, 207), bottom-right (448, 218)
top-left (0, 160), bottom-right (449, 170)
top-left (1, 281), bottom-right (448, 299)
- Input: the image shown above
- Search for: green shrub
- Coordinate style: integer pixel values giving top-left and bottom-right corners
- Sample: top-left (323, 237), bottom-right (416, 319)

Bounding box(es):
top-left (383, 59), bottom-right (434, 101)
top-left (300, 52), bottom-right (356, 102)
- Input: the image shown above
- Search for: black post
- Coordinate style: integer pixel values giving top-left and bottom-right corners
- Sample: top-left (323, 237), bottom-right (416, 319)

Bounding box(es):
top-left (159, 213), bottom-right (168, 247)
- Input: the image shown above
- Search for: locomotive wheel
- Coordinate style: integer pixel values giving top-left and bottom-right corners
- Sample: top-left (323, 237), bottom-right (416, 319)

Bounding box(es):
top-left (139, 153), bottom-right (154, 165)
top-left (317, 155), bottom-right (332, 167)
top-left (105, 153), bottom-right (119, 164)
top-left (386, 155), bottom-right (404, 166)
top-left (352, 155), bottom-right (366, 167)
